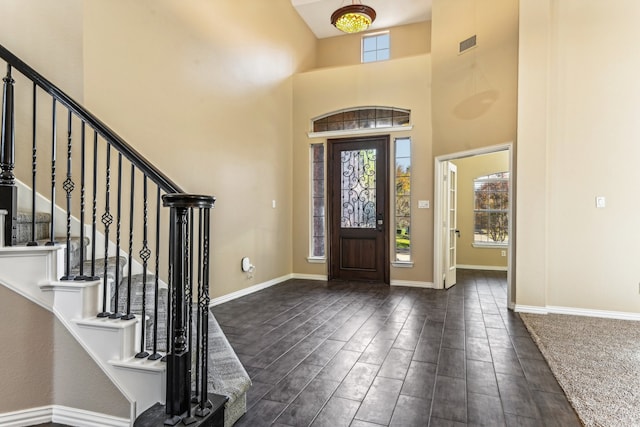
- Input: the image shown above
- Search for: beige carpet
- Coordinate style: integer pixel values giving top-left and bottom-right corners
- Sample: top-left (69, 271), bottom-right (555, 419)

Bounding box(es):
top-left (520, 313), bottom-right (640, 427)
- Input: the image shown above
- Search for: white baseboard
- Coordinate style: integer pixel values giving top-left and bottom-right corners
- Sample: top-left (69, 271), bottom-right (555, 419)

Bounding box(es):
top-left (390, 280), bottom-right (435, 288)
top-left (291, 273), bottom-right (329, 281)
top-left (210, 274), bottom-right (293, 306)
top-left (457, 264), bottom-right (508, 272)
top-left (514, 305), bottom-right (549, 315)
top-left (0, 405), bottom-right (129, 427)
top-left (515, 304), bottom-right (640, 321)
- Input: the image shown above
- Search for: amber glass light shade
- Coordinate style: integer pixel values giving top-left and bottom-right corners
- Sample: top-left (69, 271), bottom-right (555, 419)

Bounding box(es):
top-left (331, 4), bottom-right (376, 34)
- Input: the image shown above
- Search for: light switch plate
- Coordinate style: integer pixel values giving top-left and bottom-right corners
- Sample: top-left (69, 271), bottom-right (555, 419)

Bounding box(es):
top-left (418, 200), bottom-right (430, 209)
top-left (596, 196), bottom-right (606, 208)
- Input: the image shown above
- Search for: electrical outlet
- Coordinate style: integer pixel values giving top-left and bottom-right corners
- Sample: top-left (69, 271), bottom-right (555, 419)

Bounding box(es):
top-left (501, 250), bottom-right (506, 257)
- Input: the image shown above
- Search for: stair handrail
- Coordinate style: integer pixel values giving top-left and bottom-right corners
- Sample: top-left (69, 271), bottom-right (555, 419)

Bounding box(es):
top-left (0, 43), bottom-right (182, 194)
top-left (1, 43), bottom-right (218, 423)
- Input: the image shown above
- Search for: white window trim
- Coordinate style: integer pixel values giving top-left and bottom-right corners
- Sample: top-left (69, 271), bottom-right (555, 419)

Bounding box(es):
top-left (472, 242), bottom-right (508, 249)
top-left (392, 261), bottom-right (414, 268)
top-left (308, 125), bottom-right (413, 139)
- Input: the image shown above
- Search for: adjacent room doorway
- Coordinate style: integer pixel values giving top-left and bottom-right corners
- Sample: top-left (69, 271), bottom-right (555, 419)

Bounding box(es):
top-left (434, 143), bottom-right (515, 308)
top-left (327, 135), bottom-right (390, 283)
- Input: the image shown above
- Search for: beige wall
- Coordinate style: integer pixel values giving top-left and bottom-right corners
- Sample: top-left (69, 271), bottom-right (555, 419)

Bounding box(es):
top-left (431, 0), bottom-right (518, 156)
top-left (0, 0), bottom-right (84, 100)
top-left (83, 0), bottom-right (317, 298)
top-left (452, 151), bottom-right (508, 269)
top-left (317, 21), bottom-right (431, 68)
top-left (292, 55), bottom-right (433, 284)
top-left (0, 0), bottom-right (85, 207)
top-left (0, 1), bottom-right (128, 418)
top-left (517, 0), bottom-right (640, 313)
top-left (0, 285), bottom-right (129, 417)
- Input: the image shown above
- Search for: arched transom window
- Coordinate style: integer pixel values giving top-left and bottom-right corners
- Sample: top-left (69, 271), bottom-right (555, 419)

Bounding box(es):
top-left (312, 107), bottom-right (411, 133)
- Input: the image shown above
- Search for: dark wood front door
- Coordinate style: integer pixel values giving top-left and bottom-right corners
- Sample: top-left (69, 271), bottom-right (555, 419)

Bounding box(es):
top-left (328, 136), bottom-right (389, 283)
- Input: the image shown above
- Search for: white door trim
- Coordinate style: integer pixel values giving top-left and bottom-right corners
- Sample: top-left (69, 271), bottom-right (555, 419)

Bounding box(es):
top-left (433, 142), bottom-right (515, 309)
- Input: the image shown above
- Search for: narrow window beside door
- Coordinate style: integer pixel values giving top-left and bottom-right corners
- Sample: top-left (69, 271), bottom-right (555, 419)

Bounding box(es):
top-left (395, 138), bottom-right (411, 262)
top-left (309, 143), bottom-right (326, 259)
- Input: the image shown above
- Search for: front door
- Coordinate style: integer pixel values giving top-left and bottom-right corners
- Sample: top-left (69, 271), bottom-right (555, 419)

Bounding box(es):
top-left (328, 136), bottom-right (389, 283)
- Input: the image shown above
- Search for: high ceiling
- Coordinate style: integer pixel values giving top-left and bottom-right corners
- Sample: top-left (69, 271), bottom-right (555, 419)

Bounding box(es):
top-left (291, 0), bottom-right (433, 39)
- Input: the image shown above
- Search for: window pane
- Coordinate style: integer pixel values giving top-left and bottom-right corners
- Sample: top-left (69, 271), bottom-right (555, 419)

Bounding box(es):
top-left (394, 138), bottom-right (411, 261)
top-left (377, 34), bottom-right (390, 49)
top-left (363, 51), bottom-right (377, 63)
top-left (363, 36), bottom-right (377, 52)
top-left (377, 49), bottom-right (390, 61)
top-left (310, 144), bottom-right (325, 257)
top-left (312, 108), bottom-right (410, 133)
top-left (473, 172), bottom-right (509, 244)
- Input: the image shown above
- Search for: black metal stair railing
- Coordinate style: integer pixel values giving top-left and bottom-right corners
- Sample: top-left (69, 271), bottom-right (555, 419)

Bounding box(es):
top-left (0, 44), bottom-right (216, 425)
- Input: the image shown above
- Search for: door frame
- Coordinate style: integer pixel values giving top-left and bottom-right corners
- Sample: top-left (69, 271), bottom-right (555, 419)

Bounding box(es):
top-left (433, 142), bottom-right (515, 308)
top-left (327, 135), bottom-right (390, 284)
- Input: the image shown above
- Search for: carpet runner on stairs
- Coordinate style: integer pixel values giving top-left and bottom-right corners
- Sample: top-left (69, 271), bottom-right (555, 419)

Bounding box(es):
top-left (13, 211), bottom-right (251, 426)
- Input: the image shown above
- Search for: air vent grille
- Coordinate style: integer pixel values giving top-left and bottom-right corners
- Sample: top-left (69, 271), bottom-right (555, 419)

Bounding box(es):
top-left (459, 35), bottom-right (477, 54)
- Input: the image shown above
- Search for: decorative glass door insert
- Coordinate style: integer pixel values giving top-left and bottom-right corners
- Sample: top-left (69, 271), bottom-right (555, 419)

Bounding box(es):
top-left (340, 149), bottom-right (377, 228)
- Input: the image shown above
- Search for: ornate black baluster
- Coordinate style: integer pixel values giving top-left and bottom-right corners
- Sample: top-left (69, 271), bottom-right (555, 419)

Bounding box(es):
top-left (45, 99), bottom-right (57, 247)
top-left (193, 209), bottom-right (203, 408)
top-left (0, 64), bottom-right (16, 247)
top-left (162, 194), bottom-right (215, 423)
top-left (110, 153), bottom-right (123, 319)
top-left (136, 176), bottom-right (151, 358)
top-left (122, 164), bottom-right (135, 321)
top-left (27, 82), bottom-right (37, 247)
top-left (197, 205), bottom-right (213, 415)
top-left (75, 122), bottom-right (88, 280)
top-left (89, 131), bottom-right (99, 280)
top-left (149, 186), bottom-right (162, 361)
top-left (60, 110), bottom-right (75, 280)
top-left (97, 143), bottom-right (112, 318)
top-left (164, 197), bottom-right (190, 423)
top-left (183, 207), bottom-right (195, 422)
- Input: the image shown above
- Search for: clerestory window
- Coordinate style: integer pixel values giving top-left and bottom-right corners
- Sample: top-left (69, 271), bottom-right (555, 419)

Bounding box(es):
top-left (362, 32), bottom-right (390, 63)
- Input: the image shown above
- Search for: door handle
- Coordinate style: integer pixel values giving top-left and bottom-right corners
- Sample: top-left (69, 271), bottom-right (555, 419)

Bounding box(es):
top-left (377, 213), bottom-right (384, 232)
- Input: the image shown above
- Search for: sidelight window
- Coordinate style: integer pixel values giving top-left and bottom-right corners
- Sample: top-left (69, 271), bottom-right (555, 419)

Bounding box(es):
top-left (310, 143), bottom-right (326, 259)
top-left (394, 138), bottom-right (411, 262)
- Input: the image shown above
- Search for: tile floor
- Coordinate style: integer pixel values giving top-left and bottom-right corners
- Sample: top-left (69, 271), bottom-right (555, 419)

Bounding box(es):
top-left (211, 269), bottom-right (581, 427)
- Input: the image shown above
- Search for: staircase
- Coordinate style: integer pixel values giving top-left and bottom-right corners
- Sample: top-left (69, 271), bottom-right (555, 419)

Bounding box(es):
top-left (0, 44), bottom-right (250, 426)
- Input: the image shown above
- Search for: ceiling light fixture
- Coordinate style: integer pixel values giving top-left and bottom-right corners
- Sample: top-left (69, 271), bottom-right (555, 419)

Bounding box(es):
top-left (331, 1), bottom-right (376, 34)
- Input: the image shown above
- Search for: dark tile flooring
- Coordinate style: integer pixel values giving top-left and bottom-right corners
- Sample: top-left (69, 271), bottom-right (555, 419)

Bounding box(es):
top-left (212, 269), bottom-right (581, 427)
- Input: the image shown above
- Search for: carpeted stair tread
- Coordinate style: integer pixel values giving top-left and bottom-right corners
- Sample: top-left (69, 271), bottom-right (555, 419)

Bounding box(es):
top-left (113, 275), bottom-right (168, 351)
top-left (16, 211), bottom-right (51, 243)
top-left (72, 255), bottom-right (127, 282)
top-left (32, 236), bottom-right (90, 270)
top-left (206, 312), bottom-right (251, 427)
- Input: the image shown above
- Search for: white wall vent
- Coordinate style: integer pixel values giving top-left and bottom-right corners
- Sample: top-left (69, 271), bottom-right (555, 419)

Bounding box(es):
top-left (459, 35), bottom-right (477, 54)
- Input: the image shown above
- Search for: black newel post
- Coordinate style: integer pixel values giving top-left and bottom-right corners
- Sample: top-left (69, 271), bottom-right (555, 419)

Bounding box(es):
top-left (162, 193), bottom-right (215, 425)
top-left (0, 64), bottom-right (16, 246)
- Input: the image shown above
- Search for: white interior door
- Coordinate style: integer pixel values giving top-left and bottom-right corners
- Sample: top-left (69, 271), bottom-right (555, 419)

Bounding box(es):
top-left (444, 161), bottom-right (458, 289)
